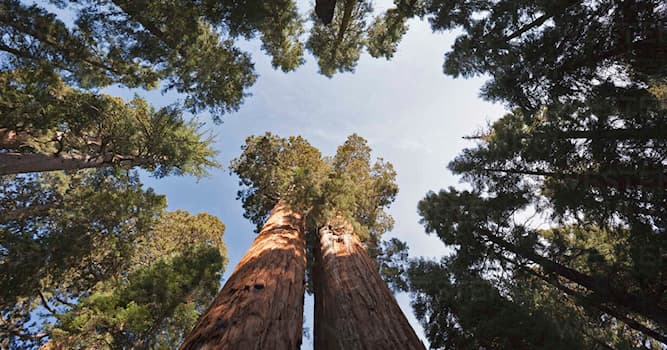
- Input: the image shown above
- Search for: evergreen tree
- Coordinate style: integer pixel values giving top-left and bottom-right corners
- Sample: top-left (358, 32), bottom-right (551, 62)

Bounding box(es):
top-left (0, 67), bottom-right (219, 176)
top-left (396, 0), bottom-right (667, 110)
top-left (0, 170), bottom-right (228, 348)
top-left (0, 0), bottom-right (262, 118)
top-left (307, 0), bottom-right (410, 77)
top-left (183, 133), bottom-right (423, 349)
top-left (396, 1), bottom-right (666, 347)
top-left (414, 188), bottom-right (666, 347)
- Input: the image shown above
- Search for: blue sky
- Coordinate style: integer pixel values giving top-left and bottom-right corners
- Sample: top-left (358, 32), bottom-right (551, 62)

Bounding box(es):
top-left (107, 4), bottom-right (507, 347)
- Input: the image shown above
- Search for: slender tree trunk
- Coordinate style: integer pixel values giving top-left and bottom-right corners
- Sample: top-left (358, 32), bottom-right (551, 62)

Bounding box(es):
top-left (535, 269), bottom-right (667, 344)
top-left (464, 128), bottom-right (667, 141)
top-left (0, 152), bottom-right (149, 175)
top-left (481, 232), bottom-right (667, 329)
top-left (0, 203), bottom-right (56, 223)
top-left (479, 167), bottom-right (667, 189)
top-left (180, 201), bottom-right (307, 350)
top-left (313, 218), bottom-right (424, 350)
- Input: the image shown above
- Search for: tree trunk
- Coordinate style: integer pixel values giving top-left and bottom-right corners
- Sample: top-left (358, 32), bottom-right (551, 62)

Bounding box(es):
top-left (481, 231), bottom-right (667, 330)
top-left (313, 218), bottom-right (424, 350)
top-left (180, 201), bottom-right (307, 350)
top-left (315, 0), bottom-right (337, 25)
top-left (0, 152), bottom-right (149, 175)
top-left (479, 167), bottom-right (667, 189)
top-left (464, 127), bottom-right (667, 141)
top-left (528, 268), bottom-right (667, 344)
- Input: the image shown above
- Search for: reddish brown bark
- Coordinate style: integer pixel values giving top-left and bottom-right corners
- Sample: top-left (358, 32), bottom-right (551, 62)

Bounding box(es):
top-left (313, 219), bottom-right (424, 350)
top-left (180, 201), bottom-right (307, 350)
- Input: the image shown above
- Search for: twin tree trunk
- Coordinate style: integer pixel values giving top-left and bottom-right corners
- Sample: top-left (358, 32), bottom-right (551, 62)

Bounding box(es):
top-left (314, 220), bottom-right (424, 349)
top-left (181, 203), bottom-right (423, 349)
top-left (180, 202), bottom-right (307, 349)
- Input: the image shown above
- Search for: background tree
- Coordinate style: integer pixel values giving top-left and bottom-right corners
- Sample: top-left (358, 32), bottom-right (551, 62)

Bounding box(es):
top-left (408, 257), bottom-right (588, 349)
top-left (397, 0), bottom-right (666, 110)
top-left (415, 189), bottom-right (666, 346)
top-left (0, 0), bottom-right (261, 119)
top-left (391, 0), bottom-right (667, 347)
top-left (307, 0), bottom-right (410, 77)
top-left (0, 67), bottom-right (219, 176)
top-left (0, 170), bottom-right (228, 349)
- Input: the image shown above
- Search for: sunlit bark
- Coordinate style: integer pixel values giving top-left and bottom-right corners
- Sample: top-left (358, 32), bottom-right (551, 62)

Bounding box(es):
top-left (180, 201), bottom-right (306, 349)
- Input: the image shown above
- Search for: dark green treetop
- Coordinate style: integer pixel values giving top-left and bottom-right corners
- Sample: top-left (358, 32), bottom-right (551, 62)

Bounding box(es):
top-left (230, 133), bottom-right (398, 245)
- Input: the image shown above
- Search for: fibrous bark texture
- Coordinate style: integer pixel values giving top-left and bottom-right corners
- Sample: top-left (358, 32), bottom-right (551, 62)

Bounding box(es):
top-left (313, 219), bottom-right (424, 350)
top-left (180, 201), bottom-right (306, 350)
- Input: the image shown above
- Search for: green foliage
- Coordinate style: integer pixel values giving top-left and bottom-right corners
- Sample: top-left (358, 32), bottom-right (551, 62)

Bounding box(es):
top-left (403, 1), bottom-right (667, 346)
top-left (375, 238), bottom-right (410, 292)
top-left (307, 0), bottom-right (373, 77)
top-left (414, 188), bottom-right (666, 348)
top-left (0, 170), bottom-right (165, 311)
top-left (307, 0), bottom-right (410, 77)
top-left (51, 244), bottom-right (224, 349)
top-left (405, 0), bottom-right (667, 109)
top-left (0, 67), bottom-right (220, 177)
top-left (231, 133), bottom-right (402, 294)
top-left (230, 133), bottom-right (398, 247)
top-left (367, 8), bottom-right (409, 59)
top-left (409, 258), bottom-right (587, 349)
top-left (0, 170), bottom-right (228, 348)
top-left (256, 0), bottom-right (306, 72)
top-left (230, 132), bottom-right (328, 230)
top-left (0, 0), bottom-right (262, 118)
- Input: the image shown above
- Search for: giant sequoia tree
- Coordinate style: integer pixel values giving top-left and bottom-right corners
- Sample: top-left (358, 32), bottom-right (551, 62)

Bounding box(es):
top-left (181, 133), bottom-right (423, 349)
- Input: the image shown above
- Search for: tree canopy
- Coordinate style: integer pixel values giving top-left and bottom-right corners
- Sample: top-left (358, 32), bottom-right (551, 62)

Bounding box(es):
top-left (0, 67), bottom-right (219, 177)
top-left (398, 0), bottom-right (666, 348)
top-left (230, 133), bottom-right (397, 245)
top-left (0, 170), bottom-right (228, 349)
top-left (307, 0), bottom-right (409, 77)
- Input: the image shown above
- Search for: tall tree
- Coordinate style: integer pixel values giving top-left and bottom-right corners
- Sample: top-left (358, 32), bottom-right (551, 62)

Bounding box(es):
top-left (0, 0), bottom-right (310, 177)
top-left (221, 133), bottom-right (421, 349)
top-left (0, 0), bottom-right (262, 119)
top-left (307, 0), bottom-right (410, 77)
top-left (312, 135), bottom-right (421, 349)
top-left (313, 218), bottom-right (423, 349)
top-left (408, 258), bottom-right (589, 349)
top-left (180, 201), bottom-right (307, 349)
top-left (49, 212), bottom-right (228, 349)
top-left (415, 188), bottom-right (666, 346)
top-left (398, 0), bottom-right (667, 110)
top-left (182, 134), bottom-right (325, 349)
